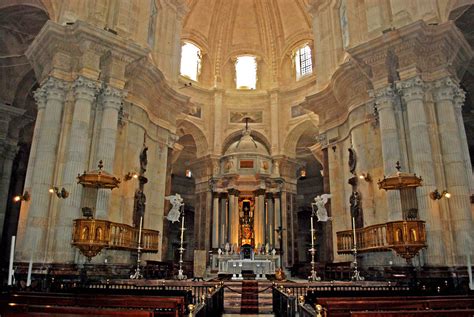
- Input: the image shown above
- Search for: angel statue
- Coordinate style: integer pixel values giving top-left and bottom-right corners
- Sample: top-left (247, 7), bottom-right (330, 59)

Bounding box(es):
top-left (312, 194), bottom-right (332, 222)
top-left (165, 193), bottom-right (184, 223)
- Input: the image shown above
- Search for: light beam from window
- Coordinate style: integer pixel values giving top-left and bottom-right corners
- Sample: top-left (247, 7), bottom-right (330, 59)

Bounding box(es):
top-left (180, 42), bottom-right (201, 81)
top-left (235, 56), bottom-right (257, 89)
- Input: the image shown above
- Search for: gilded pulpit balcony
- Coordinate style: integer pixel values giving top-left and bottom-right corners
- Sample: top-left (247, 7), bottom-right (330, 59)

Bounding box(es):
top-left (72, 219), bottom-right (160, 260)
top-left (336, 220), bottom-right (427, 261)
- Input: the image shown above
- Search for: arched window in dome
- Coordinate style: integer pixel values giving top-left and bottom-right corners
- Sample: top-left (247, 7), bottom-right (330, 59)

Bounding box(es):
top-left (295, 44), bottom-right (313, 80)
top-left (180, 42), bottom-right (201, 81)
top-left (235, 56), bottom-right (257, 89)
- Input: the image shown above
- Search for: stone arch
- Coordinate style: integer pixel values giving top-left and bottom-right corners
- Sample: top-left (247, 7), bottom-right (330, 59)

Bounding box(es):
top-left (221, 129), bottom-right (271, 155)
top-left (446, 0), bottom-right (473, 21)
top-left (282, 118), bottom-right (319, 159)
top-left (176, 119), bottom-right (208, 158)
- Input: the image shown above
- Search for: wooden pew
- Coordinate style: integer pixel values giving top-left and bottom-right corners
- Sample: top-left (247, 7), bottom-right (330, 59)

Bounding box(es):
top-left (351, 309), bottom-right (474, 317)
top-left (1, 292), bottom-right (187, 317)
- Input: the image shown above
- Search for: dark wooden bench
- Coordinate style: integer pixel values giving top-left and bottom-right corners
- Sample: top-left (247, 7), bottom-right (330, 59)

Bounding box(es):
top-left (351, 309), bottom-right (474, 317)
top-left (314, 295), bottom-right (474, 317)
top-left (0, 292), bottom-right (187, 317)
top-left (2, 303), bottom-right (154, 316)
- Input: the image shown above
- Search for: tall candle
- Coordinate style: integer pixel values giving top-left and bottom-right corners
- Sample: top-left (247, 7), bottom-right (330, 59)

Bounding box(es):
top-left (8, 235), bottom-right (15, 286)
top-left (26, 257), bottom-right (33, 287)
top-left (138, 216), bottom-right (143, 246)
top-left (310, 216), bottom-right (314, 246)
top-left (352, 217), bottom-right (357, 248)
top-left (468, 255), bottom-right (473, 290)
top-left (180, 213), bottom-right (185, 243)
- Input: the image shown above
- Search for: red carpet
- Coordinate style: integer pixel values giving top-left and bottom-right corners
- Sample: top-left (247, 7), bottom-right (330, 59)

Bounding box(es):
top-left (240, 280), bottom-right (259, 314)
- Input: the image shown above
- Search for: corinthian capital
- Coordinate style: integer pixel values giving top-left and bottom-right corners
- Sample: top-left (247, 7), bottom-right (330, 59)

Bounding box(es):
top-left (453, 87), bottom-right (466, 109)
top-left (73, 76), bottom-right (101, 102)
top-left (396, 77), bottom-right (426, 103)
top-left (33, 86), bottom-right (47, 110)
top-left (371, 86), bottom-right (396, 111)
top-left (100, 85), bottom-right (127, 110)
top-left (42, 77), bottom-right (67, 101)
top-left (432, 77), bottom-right (458, 103)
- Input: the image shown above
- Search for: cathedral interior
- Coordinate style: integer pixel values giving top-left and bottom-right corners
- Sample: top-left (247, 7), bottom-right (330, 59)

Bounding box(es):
top-left (0, 0), bottom-right (474, 315)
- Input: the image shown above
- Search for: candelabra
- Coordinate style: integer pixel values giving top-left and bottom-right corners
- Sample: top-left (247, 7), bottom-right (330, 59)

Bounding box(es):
top-left (351, 216), bottom-right (364, 281)
top-left (130, 217), bottom-right (143, 279)
top-left (176, 205), bottom-right (187, 280)
top-left (308, 205), bottom-right (321, 282)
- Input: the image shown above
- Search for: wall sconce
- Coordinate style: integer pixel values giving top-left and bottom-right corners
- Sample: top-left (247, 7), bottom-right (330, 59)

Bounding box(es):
top-left (124, 171), bottom-right (139, 181)
top-left (358, 173), bottom-right (372, 182)
top-left (185, 169), bottom-right (192, 179)
top-left (429, 189), bottom-right (451, 200)
top-left (13, 191), bottom-right (30, 202)
top-left (49, 187), bottom-right (69, 199)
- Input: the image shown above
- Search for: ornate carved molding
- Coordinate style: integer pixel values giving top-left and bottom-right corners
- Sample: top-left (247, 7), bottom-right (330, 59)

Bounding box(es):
top-left (100, 85), bottom-right (127, 110)
top-left (43, 77), bottom-right (68, 101)
top-left (396, 76), bottom-right (426, 103)
top-left (432, 77), bottom-right (458, 102)
top-left (73, 76), bottom-right (101, 102)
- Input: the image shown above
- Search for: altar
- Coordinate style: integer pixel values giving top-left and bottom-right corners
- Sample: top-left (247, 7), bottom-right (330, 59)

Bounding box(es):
top-left (217, 254), bottom-right (279, 280)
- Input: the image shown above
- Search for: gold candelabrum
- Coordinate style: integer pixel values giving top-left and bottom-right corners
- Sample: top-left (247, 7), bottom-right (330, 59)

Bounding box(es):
top-left (309, 203), bottom-right (321, 282)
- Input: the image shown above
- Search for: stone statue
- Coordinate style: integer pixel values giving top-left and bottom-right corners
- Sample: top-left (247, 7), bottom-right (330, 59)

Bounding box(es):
top-left (133, 189), bottom-right (146, 227)
top-left (350, 191), bottom-right (361, 218)
top-left (165, 193), bottom-right (184, 223)
top-left (313, 194), bottom-right (332, 222)
top-left (139, 144), bottom-right (148, 175)
top-left (218, 248), bottom-right (223, 255)
top-left (225, 242), bottom-right (230, 255)
top-left (265, 243), bottom-right (270, 255)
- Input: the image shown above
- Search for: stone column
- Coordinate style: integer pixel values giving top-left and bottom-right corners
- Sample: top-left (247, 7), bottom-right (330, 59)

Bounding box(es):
top-left (254, 189), bottom-right (266, 247)
top-left (219, 193), bottom-right (228, 246)
top-left (95, 85), bottom-right (126, 219)
top-left (433, 77), bottom-right (474, 263)
top-left (266, 193), bottom-right (274, 248)
top-left (213, 90), bottom-right (223, 155)
top-left (53, 76), bottom-right (100, 262)
top-left (0, 143), bottom-right (18, 242)
top-left (228, 189), bottom-right (240, 246)
top-left (397, 76), bottom-right (445, 264)
top-left (270, 90), bottom-right (280, 153)
top-left (212, 192), bottom-right (219, 249)
top-left (453, 88), bottom-right (473, 193)
top-left (0, 104), bottom-right (24, 241)
top-left (373, 86), bottom-right (403, 220)
top-left (273, 192), bottom-right (282, 250)
top-left (18, 77), bottom-right (67, 261)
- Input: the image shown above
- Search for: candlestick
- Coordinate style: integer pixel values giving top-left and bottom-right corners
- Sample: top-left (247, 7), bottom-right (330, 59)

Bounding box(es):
top-left (468, 255), bottom-right (473, 290)
top-left (352, 217), bottom-right (356, 248)
top-left (138, 216), bottom-right (143, 246)
top-left (310, 216), bottom-right (314, 245)
top-left (27, 257), bottom-right (33, 287)
top-left (8, 235), bottom-right (15, 286)
top-left (180, 214), bottom-right (185, 243)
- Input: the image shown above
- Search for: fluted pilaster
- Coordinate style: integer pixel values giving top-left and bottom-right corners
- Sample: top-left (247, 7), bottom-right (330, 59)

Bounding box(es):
top-left (373, 86), bottom-right (402, 220)
top-left (17, 77), bottom-right (67, 261)
top-left (266, 193), bottom-right (274, 248)
top-left (212, 193), bottom-right (219, 249)
top-left (228, 189), bottom-right (240, 246)
top-left (433, 77), bottom-right (474, 263)
top-left (53, 76), bottom-right (100, 262)
top-left (95, 85), bottom-right (126, 219)
top-left (397, 76), bottom-right (445, 264)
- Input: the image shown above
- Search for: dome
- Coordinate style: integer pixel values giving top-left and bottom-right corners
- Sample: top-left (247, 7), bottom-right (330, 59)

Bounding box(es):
top-left (225, 129), bottom-right (270, 156)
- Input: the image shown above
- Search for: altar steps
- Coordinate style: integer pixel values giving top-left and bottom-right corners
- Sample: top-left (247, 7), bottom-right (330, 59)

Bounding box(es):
top-left (223, 281), bottom-right (273, 314)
